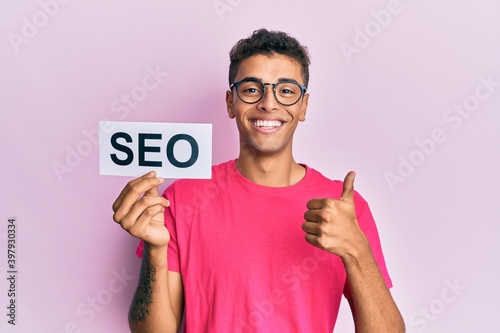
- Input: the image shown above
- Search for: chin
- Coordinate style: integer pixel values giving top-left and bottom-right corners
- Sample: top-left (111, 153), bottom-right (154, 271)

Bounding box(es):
top-left (248, 140), bottom-right (288, 155)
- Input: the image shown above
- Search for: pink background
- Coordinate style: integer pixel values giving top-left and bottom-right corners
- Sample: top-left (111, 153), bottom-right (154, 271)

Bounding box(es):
top-left (1, 1), bottom-right (499, 332)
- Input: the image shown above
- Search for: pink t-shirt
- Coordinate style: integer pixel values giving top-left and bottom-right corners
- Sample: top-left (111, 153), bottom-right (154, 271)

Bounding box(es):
top-left (136, 160), bottom-right (392, 332)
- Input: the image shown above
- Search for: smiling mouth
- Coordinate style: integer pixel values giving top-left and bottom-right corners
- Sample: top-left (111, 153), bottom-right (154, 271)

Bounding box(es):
top-left (251, 119), bottom-right (284, 129)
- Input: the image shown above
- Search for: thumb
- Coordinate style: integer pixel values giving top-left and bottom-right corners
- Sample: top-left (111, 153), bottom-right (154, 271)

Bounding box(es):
top-left (340, 171), bottom-right (356, 202)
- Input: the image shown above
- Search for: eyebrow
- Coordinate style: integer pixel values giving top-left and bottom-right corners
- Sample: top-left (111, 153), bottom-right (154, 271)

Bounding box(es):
top-left (241, 76), bottom-right (302, 85)
top-left (277, 77), bottom-right (301, 85)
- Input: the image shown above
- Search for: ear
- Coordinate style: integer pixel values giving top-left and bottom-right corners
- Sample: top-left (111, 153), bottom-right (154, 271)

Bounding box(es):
top-left (298, 93), bottom-right (309, 122)
top-left (226, 90), bottom-right (235, 119)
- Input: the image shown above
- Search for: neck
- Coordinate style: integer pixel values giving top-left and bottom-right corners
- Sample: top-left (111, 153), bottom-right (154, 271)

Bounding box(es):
top-left (236, 150), bottom-right (306, 187)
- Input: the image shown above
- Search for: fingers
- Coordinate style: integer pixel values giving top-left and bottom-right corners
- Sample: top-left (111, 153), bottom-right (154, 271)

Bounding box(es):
top-left (112, 171), bottom-right (160, 211)
top-left (307, 198), bottom-right (331, 209)
top-left (303, 223), bottom-right (329, 251)
top-left (340, 171), bottom-right (356, 203)
top-left (127, 204), bottom-right (165, 238)
top-left (303, 171), bottom-right (358, 254)
top-left (302, 221), bottom-right (319, 235)
top-left (112, 171), bottom-right (165, 223)
top-left (304, 208), bottom-right (322, 222)
top-left (144, 173), bottom-right (162, 197)
top-left (304, 233), bottom-right (322, 249)
top-left (302, 221), bottom-right (322, 249)
top-left (118, 195), bottom-right (168, 231)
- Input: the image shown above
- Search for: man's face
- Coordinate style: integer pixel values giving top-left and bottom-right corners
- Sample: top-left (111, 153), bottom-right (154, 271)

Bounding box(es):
top-left (226, 53), bottom-right (309, 156)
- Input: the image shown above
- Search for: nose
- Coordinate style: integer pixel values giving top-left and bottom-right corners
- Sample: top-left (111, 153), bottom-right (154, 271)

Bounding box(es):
top-left (257, 84), bottom-right (279, 113)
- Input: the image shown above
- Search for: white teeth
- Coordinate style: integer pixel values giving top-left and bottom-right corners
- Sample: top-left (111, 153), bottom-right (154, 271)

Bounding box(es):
top-left (253, 120), bottom-right (282, 128)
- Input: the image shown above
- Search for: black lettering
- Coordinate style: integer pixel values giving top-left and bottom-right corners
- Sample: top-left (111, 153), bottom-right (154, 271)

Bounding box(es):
top-left (110, 132), bottom-right (133, 166)
top-left (166, 134), bottom-right (199, 168)
top-left (138, 133), bottom-right (162, 167)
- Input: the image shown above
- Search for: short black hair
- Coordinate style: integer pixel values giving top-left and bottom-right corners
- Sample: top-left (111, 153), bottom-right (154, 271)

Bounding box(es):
top-left (229, 29), bottom-right (311, 87)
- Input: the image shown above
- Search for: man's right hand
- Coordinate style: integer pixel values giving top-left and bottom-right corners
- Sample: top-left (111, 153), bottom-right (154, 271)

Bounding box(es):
top-left (112, 171), bottom-right (170, 248)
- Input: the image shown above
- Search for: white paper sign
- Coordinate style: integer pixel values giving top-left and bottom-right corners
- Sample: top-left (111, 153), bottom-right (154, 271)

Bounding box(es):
top-left (99, 121), bottom-right (212, 179)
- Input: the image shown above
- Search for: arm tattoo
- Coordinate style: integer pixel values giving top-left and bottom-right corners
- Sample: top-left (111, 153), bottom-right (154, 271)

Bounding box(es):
top-left (129, 251), bottom-right (157, 322)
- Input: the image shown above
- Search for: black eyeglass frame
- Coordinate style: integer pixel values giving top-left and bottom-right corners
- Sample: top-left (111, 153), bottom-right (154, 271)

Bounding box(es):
top-left (230, 78), bottom-right (307, 106)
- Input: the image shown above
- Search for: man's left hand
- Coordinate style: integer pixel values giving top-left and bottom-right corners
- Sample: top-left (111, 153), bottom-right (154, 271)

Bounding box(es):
top-left (302, 171), bottom-right (369, 258)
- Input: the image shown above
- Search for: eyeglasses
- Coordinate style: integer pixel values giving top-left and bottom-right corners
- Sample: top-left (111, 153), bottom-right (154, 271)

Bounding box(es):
top-left (230, 78), bottom-right (307, 106)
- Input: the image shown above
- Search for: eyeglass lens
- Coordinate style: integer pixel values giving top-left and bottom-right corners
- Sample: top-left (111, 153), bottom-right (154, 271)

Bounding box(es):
top-left (236, 80), bottom-right (303, 105)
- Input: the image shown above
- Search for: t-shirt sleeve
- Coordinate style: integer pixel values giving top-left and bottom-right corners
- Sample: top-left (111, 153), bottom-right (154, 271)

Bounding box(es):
top-left (343, 193), bottom-right (393, 299)
top-left (135, 184), bottom-right (181, 273)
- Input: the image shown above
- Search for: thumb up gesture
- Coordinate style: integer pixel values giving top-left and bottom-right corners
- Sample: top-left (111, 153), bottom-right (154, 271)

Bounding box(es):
top-left (302, 171), bottom-right (369, 258)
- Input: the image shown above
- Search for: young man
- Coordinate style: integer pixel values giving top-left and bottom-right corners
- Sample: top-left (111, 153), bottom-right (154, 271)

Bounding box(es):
top-left (112, 29), bottom-right (405, 332)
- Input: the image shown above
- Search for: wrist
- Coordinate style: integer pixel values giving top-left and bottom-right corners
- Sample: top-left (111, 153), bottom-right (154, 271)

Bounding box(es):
top-left (143, 242), bottom-right (168, 268)
top-left (340, 235), bottom-right (372, 267)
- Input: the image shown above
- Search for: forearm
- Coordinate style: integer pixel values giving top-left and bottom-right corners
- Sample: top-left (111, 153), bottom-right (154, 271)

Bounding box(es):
top-left (129, 244), bottom-right (180, 333)
top-left (343, 245), bottom-right (405, 333)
